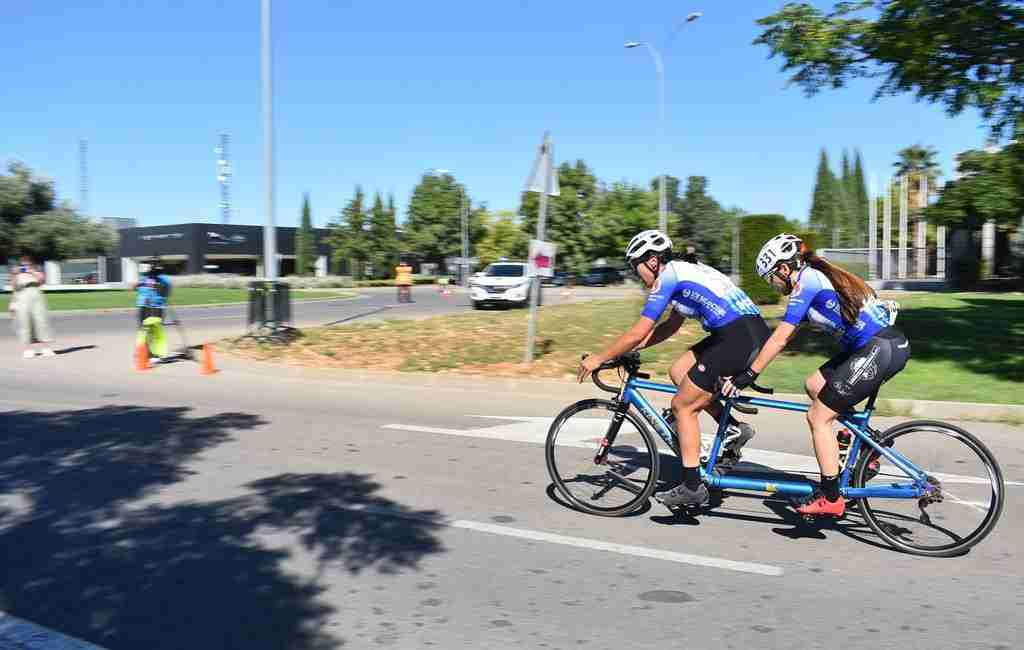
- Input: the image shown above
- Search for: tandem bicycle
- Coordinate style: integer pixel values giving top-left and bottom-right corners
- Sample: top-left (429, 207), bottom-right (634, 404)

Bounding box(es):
top-left (544, 352), bottom-right (1004, 557)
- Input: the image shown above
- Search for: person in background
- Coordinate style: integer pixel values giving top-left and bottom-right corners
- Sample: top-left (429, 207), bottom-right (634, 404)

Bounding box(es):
top-left (135, 261), bottom-right (172, 361)
top-left (9, 256), bottom-right (56, 359)
top-left (395, 259), bottom-right (413, 303)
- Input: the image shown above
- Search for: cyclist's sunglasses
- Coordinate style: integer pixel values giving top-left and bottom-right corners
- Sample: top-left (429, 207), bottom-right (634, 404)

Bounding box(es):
top-left (630, 253), bottom-right (656, 275)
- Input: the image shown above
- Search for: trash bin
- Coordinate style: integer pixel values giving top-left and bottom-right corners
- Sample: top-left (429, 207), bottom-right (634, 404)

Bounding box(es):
top-left (247, 280), bottom-right (292, 331)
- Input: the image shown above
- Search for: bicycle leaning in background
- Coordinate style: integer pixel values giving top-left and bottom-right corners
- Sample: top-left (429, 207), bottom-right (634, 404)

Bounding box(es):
top-left (544, 352), bottom-right (1005, 557)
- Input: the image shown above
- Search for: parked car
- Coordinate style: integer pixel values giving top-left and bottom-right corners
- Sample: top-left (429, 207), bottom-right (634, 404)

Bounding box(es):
top-left (470, 261), bottom-right (542, 309)
top-left (581, 266), bottom-right (624, 286)
top-left (541, 270), bottom-right (575, 287)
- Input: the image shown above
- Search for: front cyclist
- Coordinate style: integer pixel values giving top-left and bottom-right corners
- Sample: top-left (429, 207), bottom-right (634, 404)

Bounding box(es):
top-left (578, 230), bottom-right (770, 508)
top-left (723, 234), bottom-right (909, 518)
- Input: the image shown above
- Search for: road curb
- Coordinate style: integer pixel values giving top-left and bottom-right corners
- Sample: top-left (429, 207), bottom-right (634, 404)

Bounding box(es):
top-left (0, 293), bottom-right (363, 320)
top-left (210, 357), bottom-right (1024, 423)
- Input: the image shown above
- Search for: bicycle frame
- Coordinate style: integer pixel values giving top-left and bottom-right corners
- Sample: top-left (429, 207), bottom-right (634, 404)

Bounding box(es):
top-left (620, 376), bottom-right (932, 500)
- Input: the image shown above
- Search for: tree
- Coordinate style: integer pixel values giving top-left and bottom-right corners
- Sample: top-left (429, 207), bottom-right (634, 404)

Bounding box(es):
top-left (808, 149), bottom-right (839, 239)
top-left (840, 149), bottom-right (852, 195)
top-left (326, 186), bottom-right (367, 279)
top-left (679, 176), bottom-right (729, 269)
top-left (519, 159), bottom-right (598, 272)
top-left (835, 150), bottom-right (855, 247)
top-left (0, 161), bottom-right (57, 258)
top-left (477, 210), bottom-right (529, 267)
top-left (894, 144), bottom-right (941, 182)
top-left (585, 182), bottom-right (658, 264)
top-left (15, 208), bottom-right (115, 261)
top-left (851, 149), bottom-right (870, 243)
top-left (404, 172), bottom-right (470, 270)
top-left (739, 214), bottom-right (790, 304)
top-left (927, 144), bottom-right (1022, 231)
top-left (367, 192), bottom-right (400, 279)
top-left (295, 193), bottom-right (317, 276)
top-left (754, 1), bottom-right (1024, 139)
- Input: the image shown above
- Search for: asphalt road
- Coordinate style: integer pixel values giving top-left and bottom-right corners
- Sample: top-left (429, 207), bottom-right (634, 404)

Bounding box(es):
top-left (0, 342), bottom-right (1020, 649)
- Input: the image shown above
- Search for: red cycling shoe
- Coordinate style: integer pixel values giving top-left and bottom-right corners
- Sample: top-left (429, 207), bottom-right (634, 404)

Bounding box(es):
top-left (793, 491), bottom-right (846, 518)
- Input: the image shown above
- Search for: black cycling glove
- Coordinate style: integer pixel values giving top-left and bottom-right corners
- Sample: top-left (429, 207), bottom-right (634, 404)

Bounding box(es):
top-left (730, 368), bottom-right (759, 392)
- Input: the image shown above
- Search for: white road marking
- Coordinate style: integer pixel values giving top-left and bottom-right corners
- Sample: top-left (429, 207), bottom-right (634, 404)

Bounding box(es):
top-left (450, 519), bottom-right (783, 576)
top-left (384, 417), bottom-right (1023, 487)
top-left (342, 504), bottom-right (782, 577)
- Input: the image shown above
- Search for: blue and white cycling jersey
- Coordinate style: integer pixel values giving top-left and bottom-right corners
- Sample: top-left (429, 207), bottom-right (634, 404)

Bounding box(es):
top-left (782, 266), bottom-right (890, 351)
top-left (136, 274), bottom-right (171, 309)
top-left (641, 261), bottom-right (761, 331)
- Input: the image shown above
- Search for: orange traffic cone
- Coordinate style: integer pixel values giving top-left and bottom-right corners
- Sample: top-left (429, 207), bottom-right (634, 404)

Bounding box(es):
top-left (135, 342), bottom-right (150, 372)
top-left (200, 343), bottom-right (218, 375)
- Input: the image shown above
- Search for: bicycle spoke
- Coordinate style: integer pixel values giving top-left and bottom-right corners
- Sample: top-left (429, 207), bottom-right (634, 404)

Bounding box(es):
top-left (546, 400), bottom-right (658, 516)
top-left (858, 422), bottom-right (1003, 556)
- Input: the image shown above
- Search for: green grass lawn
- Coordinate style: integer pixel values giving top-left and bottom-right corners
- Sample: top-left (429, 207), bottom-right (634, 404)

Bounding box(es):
top-left (0, 288), bottom-right (354, 311)
top-left (229, 290), bottom-right (1024, 405)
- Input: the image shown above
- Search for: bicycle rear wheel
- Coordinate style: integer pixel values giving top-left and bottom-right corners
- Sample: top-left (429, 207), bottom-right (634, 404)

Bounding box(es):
top-left (545, 399), bottom-right (660, 517)
top-left (855, 420), bottom-right (1004, 557)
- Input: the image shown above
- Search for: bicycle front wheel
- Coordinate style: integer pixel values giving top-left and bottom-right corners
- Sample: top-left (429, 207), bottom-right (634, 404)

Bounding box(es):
top-left (545, 399), bottom-right (660, 517)
top-left (855, 420), bottom-right (1005, 557)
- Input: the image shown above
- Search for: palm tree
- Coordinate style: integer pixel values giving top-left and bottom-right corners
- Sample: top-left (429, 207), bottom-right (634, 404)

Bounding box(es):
top-left (894, 144), bottom-right (941, 207)
top-left (894, 144), bottom-right (941, 180)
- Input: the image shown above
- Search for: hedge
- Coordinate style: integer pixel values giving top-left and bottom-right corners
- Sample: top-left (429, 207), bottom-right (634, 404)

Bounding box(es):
top-left (796, 231), bottom-right (818, 252)
top-left (739, 214), bottom-right (789, 305)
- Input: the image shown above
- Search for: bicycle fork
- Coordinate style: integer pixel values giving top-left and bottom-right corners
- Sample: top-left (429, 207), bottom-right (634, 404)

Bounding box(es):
top-left (594, 401), bottom-right (630, 465)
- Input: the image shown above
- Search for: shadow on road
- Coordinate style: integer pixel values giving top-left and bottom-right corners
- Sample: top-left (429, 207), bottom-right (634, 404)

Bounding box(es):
top-left (0, 406), bottom-right (446, 649)
top-left (55, 345), bottom-right (98, 355)
top-left (322, 305), bottom-right (394, 327)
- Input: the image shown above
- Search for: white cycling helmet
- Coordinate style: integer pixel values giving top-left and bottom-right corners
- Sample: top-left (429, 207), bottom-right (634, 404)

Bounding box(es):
top-left (625, 230), bottom-right (673, 265)
top-left (755, 233), bottom-right (803, 279)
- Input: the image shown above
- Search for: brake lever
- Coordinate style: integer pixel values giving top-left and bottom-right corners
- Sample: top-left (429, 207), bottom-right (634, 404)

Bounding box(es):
top-left (751, 382), bottom-right (774, 395)
top-left (732, 402), bottom-right (759, 415)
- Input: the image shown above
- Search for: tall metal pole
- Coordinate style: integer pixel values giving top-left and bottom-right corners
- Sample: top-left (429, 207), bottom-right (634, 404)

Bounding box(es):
top-left (261, 0), bottom-right (276, 280)
top-left (898, 175), bottom-right (908, 278)
top-left (460, 186), bottom-right (468, 286)
top-left (634, 43), bottom-right (668, 234)
top-left (868, 173), bottom-right (877, 280)
top-left (882, 177), bottom-right (892, 280)
top-left (730, 212), bottom-right (740, 284)
top-left (78, 139), bottom-right (89, 217)
top-left (524, 133), bottom-right (552, 364)
top-left (650, 43), bottom-right (667, 234)
top-left (627, 12), bottom-right (701, 234)
top-left (217, 133), bottom-right (232, 225)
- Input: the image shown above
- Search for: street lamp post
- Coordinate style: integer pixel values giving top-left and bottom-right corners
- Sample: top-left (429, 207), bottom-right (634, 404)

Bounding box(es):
top-left (625, 11), bottom-right (702, 236)
top-left (261, 0), bottom-right (276, 280)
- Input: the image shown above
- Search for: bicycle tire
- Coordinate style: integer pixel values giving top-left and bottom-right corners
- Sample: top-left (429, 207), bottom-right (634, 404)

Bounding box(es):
top-left (854, 420), bottom-right (1005, 557)
top-left (545, 399), bottom-right (660, 517)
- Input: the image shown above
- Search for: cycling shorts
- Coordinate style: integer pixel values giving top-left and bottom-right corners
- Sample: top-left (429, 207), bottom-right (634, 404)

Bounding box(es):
top-left (818, 327), bottom-right (910, 412)
top-left (688, 315), bottom-right (770, 393)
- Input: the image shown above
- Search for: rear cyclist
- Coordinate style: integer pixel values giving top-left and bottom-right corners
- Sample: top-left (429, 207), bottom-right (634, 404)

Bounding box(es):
top-left (723, 234), bottom-right (909, 518)
top-left (578, 230), bottom-right (770, 508)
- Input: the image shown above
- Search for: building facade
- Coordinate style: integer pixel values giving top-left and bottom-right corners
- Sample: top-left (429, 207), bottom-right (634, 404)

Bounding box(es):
top-left (118, 223), bottom-right (334, 277)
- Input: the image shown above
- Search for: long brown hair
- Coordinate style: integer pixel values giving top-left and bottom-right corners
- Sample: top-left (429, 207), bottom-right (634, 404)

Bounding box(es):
top-left (801, 249), bottom-right (876, 324)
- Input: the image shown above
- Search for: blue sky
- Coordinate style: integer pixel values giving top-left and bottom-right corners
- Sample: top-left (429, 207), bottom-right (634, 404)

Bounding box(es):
top-left (1, 1), bottom-right (991, 228)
